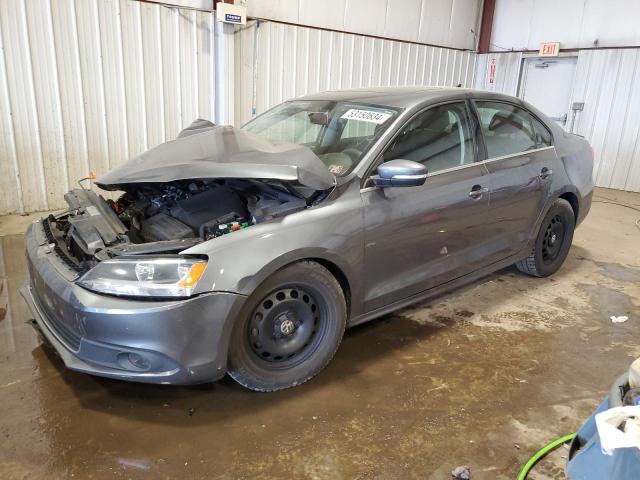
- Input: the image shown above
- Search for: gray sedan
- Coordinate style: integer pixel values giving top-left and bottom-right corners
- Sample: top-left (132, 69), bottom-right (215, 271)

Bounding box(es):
top-left (21, 87), bottom-right (594, 391)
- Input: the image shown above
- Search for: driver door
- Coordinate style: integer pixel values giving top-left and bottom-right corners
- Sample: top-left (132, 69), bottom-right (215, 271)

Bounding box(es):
top-left (362, 101), bottom-right (492, 312)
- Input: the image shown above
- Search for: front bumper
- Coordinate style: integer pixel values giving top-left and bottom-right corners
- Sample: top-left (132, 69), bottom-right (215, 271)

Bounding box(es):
top-left (21, 221), bottom-right (247, 385)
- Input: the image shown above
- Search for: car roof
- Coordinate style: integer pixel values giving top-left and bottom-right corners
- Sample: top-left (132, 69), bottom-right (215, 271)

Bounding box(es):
top-left (294, 86), bottom-right (495, 109)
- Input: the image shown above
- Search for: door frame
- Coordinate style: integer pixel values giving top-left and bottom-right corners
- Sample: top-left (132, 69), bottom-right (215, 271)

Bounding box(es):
top-left (515, 52), bottom-right (579, 98)
top-left (515, 53), bottom-right (579, 130)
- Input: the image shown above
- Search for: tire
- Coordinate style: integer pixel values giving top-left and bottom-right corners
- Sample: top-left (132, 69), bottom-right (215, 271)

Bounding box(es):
top-left (516, 198), bottom-right (575, 277)
top-left (227, 261), bottom-right (347, 392)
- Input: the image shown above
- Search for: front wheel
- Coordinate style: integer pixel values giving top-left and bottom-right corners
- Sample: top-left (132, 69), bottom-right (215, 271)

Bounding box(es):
top-left (228, 261), bottom-right (346, 391)
top-left (516, 198), bottom-right (575, 277)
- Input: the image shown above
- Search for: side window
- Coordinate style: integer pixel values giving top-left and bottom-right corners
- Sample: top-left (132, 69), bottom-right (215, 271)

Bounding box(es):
top-left (532, 116), bottom-right (552, 147)
top-left (475, 101), bottom-right (552, 158)
top-left (383, 102), bottom-right (474, 173)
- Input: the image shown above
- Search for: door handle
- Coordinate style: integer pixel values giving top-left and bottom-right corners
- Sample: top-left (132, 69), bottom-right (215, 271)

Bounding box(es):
top-left (539, 167), bottom-right (553, 180)
top-left (468, 185), bottom-right (489, 199)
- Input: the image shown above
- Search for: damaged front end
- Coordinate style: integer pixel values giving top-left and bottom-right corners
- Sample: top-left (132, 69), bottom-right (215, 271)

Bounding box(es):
top-left (44, 122), bottom-right (335, 274)
top-left (20, 121), bottom-right (337, 383)
top-left (49, 177), bottom-right (315, 273)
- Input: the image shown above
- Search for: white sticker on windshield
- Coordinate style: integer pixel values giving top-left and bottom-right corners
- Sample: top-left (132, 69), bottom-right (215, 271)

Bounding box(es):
top-left (341, 109), bottom-right (392, 124)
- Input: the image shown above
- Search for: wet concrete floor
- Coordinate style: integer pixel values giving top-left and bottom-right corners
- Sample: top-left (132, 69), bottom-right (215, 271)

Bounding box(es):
top-left (1, 189), bottom-right (639, 479)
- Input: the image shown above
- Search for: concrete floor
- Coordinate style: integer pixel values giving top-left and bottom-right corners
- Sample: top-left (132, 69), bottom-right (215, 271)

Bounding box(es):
top-left (0, 187), bottom-right (639, 480)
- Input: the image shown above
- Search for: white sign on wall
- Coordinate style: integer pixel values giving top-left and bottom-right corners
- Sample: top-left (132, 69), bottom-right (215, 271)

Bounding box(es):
top-left (216, 2), bottom-right (247, 25)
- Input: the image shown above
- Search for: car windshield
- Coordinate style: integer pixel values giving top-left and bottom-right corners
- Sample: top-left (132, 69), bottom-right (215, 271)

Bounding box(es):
top-left (242, 100), bottom-right (400, 176)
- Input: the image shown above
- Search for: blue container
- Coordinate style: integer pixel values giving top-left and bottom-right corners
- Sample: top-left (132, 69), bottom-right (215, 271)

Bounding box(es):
top-left (567, 373), bottom-right (640, 479)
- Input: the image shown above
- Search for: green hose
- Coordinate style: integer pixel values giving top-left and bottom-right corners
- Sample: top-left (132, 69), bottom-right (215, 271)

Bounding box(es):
top-left (516, 433), bottom-right (577, 480)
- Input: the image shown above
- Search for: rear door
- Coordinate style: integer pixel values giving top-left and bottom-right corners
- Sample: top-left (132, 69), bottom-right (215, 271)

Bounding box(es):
top-left (362, 101), bottom-right (492, 312)
top-left (472, 99), bottom-right (559, 261)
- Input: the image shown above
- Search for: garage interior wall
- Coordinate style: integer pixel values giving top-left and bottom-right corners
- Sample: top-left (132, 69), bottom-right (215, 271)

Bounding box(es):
top-left (474, 0), bottom-right (640, 193)
top-left (491, 0), bottom-right (640, 51)
top-left (0, 0), bottom-right (217, 215)
top-left (243, 0), bottom-right (481, 50)
top-left (234, 20), bottom-right (477, 126)
top-left (0, 0), bottom-right (480, 215)
top-left (473, 52), bottom-right (522, 96)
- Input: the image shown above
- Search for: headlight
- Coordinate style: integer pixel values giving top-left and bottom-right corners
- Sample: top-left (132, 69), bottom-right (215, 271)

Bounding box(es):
top-left (77, 257), bottom-right (208, 298)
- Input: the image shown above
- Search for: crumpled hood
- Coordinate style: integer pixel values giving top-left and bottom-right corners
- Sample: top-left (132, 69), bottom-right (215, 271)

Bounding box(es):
top-left (96, 123), bottom-right (335, 191)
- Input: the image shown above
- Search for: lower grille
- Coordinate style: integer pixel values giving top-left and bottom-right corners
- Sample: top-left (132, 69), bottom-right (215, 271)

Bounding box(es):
top-left (41, 219), bottom-right (88, 274)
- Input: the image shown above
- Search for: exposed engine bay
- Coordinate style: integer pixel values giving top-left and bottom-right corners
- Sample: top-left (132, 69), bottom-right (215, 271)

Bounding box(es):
top-left (115, 179), bottom-right (308, 242)
top-left (45, 179), bottom-right (317, 272)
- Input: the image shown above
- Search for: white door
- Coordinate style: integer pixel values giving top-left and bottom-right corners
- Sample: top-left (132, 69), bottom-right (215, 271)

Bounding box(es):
top-left (519, 57), bottom-right (577, 130)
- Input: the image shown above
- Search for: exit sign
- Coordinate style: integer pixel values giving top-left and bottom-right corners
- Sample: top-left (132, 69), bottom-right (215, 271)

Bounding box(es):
top-left (539, 42), bottom-right (560, 57)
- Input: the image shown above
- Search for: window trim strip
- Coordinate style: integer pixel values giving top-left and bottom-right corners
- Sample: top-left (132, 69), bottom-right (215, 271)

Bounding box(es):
top-left (360, 145), bottom-right (556, 193)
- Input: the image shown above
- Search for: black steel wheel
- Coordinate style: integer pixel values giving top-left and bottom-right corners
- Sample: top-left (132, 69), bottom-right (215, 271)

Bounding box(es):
top-left (247, 287), bottom-right (326, 366)
top-left (516, 198), bottom-right (575, 277)
top-left (541, 214), bottom-right (565, 264)
top-left (228, 261), bottom-right (346, 391)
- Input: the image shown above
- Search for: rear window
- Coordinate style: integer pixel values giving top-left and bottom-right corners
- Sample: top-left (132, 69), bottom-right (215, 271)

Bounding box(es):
top-left (474, 101), bottom-right (552, 158)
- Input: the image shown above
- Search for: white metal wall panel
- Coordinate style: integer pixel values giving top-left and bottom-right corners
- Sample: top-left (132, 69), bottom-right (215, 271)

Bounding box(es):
top-left (571, 49), bottom-right (640, 192)
top-left (384, 0), bottom-right (421, 42)
top-left (344, 0), bottom-right (387, 39)
top-left (159, 5), bottom-right (182, 142)
top-left (98, 0), bottom-right (129, 174)
top-left (0, 0), bottom-right (47, 213)
top-left (25, 0), bottom-right (69, 209)
top-left (235, 21), bottom-right (477, 126)
top-left (197, 11), bottom-right (215, 121)
top-left (178, 9), bottom-right (198, 128)
top-left (473, 52), bottom-right (523, 96)
top-left (75, 0), bottom-right (110, 188)
top-left (492, 0), bottom-right (640, 51)
top-left (245, 0), bottom-right (482, 51)
top-left (140, 2), bottom-right (165, 147)
top-left (0, 11), bottom-right (21, 215)
top-left (0, 0), bottom-right (217, 215)
top-left (120, 0), bottom-right (148, 157)
top-left (50, 0), bottom-right (90, 200)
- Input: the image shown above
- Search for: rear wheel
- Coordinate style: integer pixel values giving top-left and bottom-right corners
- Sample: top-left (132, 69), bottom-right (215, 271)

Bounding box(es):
top-left (228, 261), bottom-right (346, 391)
top-left (516, 198), bottom-right (575, 277)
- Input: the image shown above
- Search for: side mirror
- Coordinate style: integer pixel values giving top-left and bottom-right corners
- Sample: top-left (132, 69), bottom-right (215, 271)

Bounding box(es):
top-left (371, 159), bottom-right (427, 188)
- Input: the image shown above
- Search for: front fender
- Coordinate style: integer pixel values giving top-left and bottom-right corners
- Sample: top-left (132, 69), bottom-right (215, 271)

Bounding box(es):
top-left (182, 183), bottom-right (365, 315)
top-left (232, 246), bottom-right (358, 295)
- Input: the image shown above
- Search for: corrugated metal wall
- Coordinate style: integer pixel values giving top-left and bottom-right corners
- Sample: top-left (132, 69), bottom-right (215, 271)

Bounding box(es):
top-left (473, 52), bottom-right (522, 96)
top-left (0, 2), bottom-right (478, 215)
top-left (234, 20), bottom-right (477, 127)
top-left (244, 0), bottom-right (482, 51)
top-left (474, 50), bottom-right (640, 193)
top-left (570, 49), bottom-right (640, 192)
top-left (0, 0), bottom-right (217, 215)
top-left (492, 0), bottom-right (640, 51)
